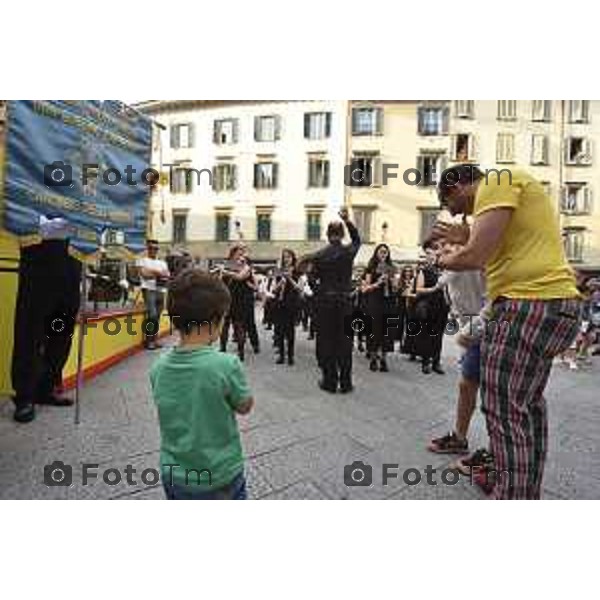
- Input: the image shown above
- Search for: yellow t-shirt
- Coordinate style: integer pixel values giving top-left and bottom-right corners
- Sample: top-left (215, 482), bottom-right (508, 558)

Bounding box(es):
top-left (474, 169), bottom-right (578, 301)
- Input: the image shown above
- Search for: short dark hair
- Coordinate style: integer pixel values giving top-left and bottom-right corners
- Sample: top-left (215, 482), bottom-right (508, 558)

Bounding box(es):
top-left (146, 238), bottom-right (159, 246)
top-left (168, 268), bottom-right (231, 333)
top-left (327, 221), bottom-right (344, 240)
top-left (437, 164), bottom-right (484, 206)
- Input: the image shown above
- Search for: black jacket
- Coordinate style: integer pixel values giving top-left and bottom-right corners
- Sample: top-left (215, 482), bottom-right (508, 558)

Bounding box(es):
top-left (309, 222), bottom-right (361, 295)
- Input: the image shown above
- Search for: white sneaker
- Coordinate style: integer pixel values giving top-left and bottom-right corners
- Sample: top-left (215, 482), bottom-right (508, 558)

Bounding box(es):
top-left (569, 361), bottom-right (579, 371)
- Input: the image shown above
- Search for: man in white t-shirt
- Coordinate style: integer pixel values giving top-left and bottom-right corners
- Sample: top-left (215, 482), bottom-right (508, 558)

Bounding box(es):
top-left (136, 239), bottom-right (170, 350)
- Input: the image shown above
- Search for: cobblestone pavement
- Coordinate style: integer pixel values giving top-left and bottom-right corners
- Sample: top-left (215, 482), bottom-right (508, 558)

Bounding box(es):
top-left (1, 324), bottom-right (599, 499)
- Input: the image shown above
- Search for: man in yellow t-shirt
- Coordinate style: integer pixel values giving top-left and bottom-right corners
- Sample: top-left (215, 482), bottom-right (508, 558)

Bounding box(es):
top-left (435, 164), bottom-right (581, 500)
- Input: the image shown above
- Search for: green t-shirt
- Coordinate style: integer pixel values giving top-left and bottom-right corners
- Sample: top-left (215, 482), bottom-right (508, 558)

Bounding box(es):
top-left (150, 345), bottom-right (251, 490)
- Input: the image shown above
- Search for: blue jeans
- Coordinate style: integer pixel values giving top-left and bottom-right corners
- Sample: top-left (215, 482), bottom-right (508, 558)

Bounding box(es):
top-left (163, 473), bottom-right (247, 500)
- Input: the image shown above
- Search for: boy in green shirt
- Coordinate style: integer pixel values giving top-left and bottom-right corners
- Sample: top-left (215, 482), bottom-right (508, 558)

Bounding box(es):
top-left (150, 269), bottom-right (254, 500)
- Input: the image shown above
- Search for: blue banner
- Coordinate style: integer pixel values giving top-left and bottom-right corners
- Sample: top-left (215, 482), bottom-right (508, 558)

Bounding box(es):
top-left (1, 100), bottom-right (153, 255)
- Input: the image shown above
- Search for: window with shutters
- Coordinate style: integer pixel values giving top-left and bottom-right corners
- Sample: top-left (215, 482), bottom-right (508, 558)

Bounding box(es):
top-left (172, 212), bottom-right (188, 244)
top-left (348, 152), bottom-right (382, 187)
top-left (419, 208), bottom-right (440, 244)
top-left (496, 133), bottom-right (515, 163)
top-left (418, 107), bottom-right (448, 135)
top-left (454, 100), bottom-right (474, 118)
top-left (569, 101), bottom-right (590, 124)
top-left (566, 137), bottom-right (593, 165)
top-left (497, 100), bottom-right (517, 120)
top-left (308, 157), bottom-right (330, 188)
top-left (255, 115), bottom-right (280, 142)
top-left (306, 211), bottom-right (322, 241)
top-left (170, 168), bottom-right (193, 194)
top-left (352, 107), bottom-right (383, 135)
top-left (170, 123), bottom-right (195, 149)
top-left (563, 228), bottom-right (585, 262)
top-left (215, 213), bottom-right (231, 241)
top-left (213, 164), bottom-right (237, 192)
top-left (531, 134), bottom-right (549, 165)
top-left (532, 100), bottom-right (551, 122)
top-left (304, 112), bottom-right (332, 139)
top-left (353, 208), bottom-right (375, 243)
top-left (256, 212), bottom-right (272, 241)
top-left (561, 184), bottom-right (593, 215)
top-left (214, 119), bottom-right (238, 145)
top-left (451, 134), bottom-right (475, 161)
top-left (416, 152), bottom-right (447, 186)
top-left (254, 162), bottom-right (278, 189)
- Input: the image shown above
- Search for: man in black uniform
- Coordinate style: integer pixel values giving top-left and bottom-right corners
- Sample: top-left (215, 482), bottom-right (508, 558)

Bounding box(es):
top-left (303, 208), bottom-right (361, 393)
top-left (11, 217), bottom-right (82, 423)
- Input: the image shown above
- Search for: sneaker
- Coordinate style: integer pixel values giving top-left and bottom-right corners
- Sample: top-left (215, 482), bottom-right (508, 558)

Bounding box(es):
top-left (428, 432), bottom-right (469, 455)
top-left (569, 361), bottom-right (579, 371)
top-left (453, 448), bottom-right (494, 476)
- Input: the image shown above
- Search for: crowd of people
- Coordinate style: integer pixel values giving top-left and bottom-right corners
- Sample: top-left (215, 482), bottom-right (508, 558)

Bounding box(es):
top-left (149, 164), bottom-right (597, 500)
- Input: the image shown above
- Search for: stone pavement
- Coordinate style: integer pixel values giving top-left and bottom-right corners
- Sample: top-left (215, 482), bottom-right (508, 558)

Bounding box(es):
top-left (1, 325), bottom-right (599, 499)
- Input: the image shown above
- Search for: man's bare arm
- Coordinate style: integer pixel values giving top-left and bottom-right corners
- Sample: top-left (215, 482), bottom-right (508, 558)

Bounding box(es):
top-left (439, 208), bottom-right (513, 271)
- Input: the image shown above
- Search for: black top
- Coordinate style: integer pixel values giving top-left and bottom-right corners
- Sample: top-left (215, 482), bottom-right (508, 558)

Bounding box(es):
top-left (309, 222), bottom-right (361, 294)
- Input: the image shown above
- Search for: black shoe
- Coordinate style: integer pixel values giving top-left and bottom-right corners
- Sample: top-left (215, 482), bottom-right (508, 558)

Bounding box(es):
top-left (357, 342), bottom-right (365, 352)
top-left (253, 346), bottom-right (260, 354)
top-left (432, 363), bottom-right (445, 375)
top-left (307, 333), bottom-right (315, 340)
top-left (339, 384), bottom-right (354, 394)
top-left (379, 359), bottom-right (389, 372)
top-left (318, 380), bottom-right (337, 394)
top-left (14, 404), bottom-right (35, 423)
top-left (238, 353), bottom-right (245, 362)
top-left (276, 355), bottom-right (285, 365)
top-left (369, 358), bottom-right (378, 371)
top-left (422, 363), bottom-right (432, 374)
top-left (288, 356), bottom-right (295, 366)
top-left (409, 354), bottom-right (416, 362)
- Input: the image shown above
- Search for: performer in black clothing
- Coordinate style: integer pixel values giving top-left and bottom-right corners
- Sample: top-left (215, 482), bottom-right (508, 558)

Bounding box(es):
top-left (300, 208), bottom-right (361, 393)
top-left (303, 264), bottom-right (318, 341)
top-left (397, 265), bottom-right (415, 355)
top-left (241, 251), bottom-right (260, 354)
top-left (272, 249), bottom-right (302, 365)
top-left (410, 241), bottom-right (449, 375)
top-left (261, 268), bottom-right (277, 331)
top-left (11, 219), bottom-right (82, 423)
top-left (361, 244), bottom-right (397, 372)
top-left (219, 244), bottom-right (254, 361)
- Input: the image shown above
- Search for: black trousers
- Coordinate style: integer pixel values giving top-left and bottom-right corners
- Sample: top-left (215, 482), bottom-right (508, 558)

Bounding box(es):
top-left (274, 310), bottom-right (296, 360)
top-left (11, 241), bottom-right (82, 408)
top-left (245, 300), bottom-right (259, 351)
top-left (315, 294), bottom-right (353, 389)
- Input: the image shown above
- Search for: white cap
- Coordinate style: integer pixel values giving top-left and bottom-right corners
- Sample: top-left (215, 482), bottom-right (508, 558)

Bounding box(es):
top-left (39, 215), bottom-right (71, 240)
